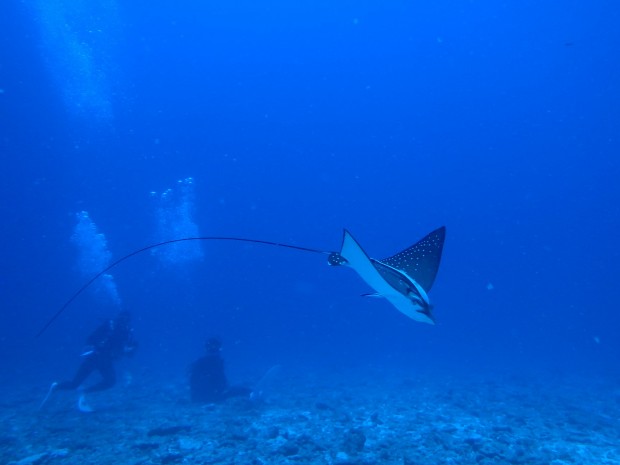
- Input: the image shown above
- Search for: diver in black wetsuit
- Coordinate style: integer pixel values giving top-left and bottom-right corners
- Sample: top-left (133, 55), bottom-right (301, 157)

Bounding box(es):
top-left (190, 337), bottom-right (252, 403)
top-left (41, 311), bottom-right (138, 411)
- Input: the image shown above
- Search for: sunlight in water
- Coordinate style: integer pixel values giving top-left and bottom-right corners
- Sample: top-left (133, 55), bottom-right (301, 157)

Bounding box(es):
top-left (30, 0), bottom-right (120, 121)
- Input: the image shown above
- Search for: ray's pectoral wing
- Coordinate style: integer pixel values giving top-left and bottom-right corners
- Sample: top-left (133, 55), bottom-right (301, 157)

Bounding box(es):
top-left (380, 226), bottom-right (445, 292)
top-left (333, 230), bottom-right (397, 297)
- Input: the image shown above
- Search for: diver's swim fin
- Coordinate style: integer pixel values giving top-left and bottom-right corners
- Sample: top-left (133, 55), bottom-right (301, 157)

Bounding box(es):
top-left (250, 364), bottom-right (282, 402)
top-left (39, 382), bottom-right (58, 410)
top-left (78, 394), bottom-right (94, 413)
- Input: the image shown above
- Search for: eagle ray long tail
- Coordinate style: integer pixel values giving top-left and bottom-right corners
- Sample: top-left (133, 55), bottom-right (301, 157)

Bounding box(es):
top-left (36, 237), bottom-right (330, 338)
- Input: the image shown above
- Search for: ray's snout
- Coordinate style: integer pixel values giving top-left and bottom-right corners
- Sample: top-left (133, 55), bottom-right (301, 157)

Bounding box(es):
top-left (328, 252), bottom-right (348, 266)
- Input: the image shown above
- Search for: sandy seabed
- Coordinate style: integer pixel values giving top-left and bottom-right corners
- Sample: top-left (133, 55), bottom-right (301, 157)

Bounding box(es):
top-left (2, 371), bottom-right (619, 465)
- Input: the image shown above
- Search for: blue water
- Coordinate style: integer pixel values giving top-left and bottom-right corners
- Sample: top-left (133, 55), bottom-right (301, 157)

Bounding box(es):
top-left (1, 0), bottom-right (619, 389)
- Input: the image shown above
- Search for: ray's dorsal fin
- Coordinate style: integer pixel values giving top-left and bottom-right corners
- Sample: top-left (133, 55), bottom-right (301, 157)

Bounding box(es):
top-left (378, 226), bottom-right (445, 292)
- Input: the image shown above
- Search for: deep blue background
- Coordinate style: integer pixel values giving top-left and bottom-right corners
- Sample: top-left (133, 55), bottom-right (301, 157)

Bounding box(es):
top-left (1, 0), bottom-right (619, 386)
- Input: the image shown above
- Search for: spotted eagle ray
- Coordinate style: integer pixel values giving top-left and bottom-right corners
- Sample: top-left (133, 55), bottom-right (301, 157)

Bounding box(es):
top-left (37, 227), bottom-right (446, 336)
top-left (327, 227), bottom-right (445, 324)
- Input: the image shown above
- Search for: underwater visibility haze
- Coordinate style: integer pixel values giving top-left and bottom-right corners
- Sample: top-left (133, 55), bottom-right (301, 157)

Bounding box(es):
top-left (1, 0), bottom-right (619, 464)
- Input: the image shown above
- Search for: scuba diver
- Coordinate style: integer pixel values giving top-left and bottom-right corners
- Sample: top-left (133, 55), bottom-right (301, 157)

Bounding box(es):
top-left (40, 311), bottom-right (138, 412)
top-left (190, 337), bottom-right (253, 403)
